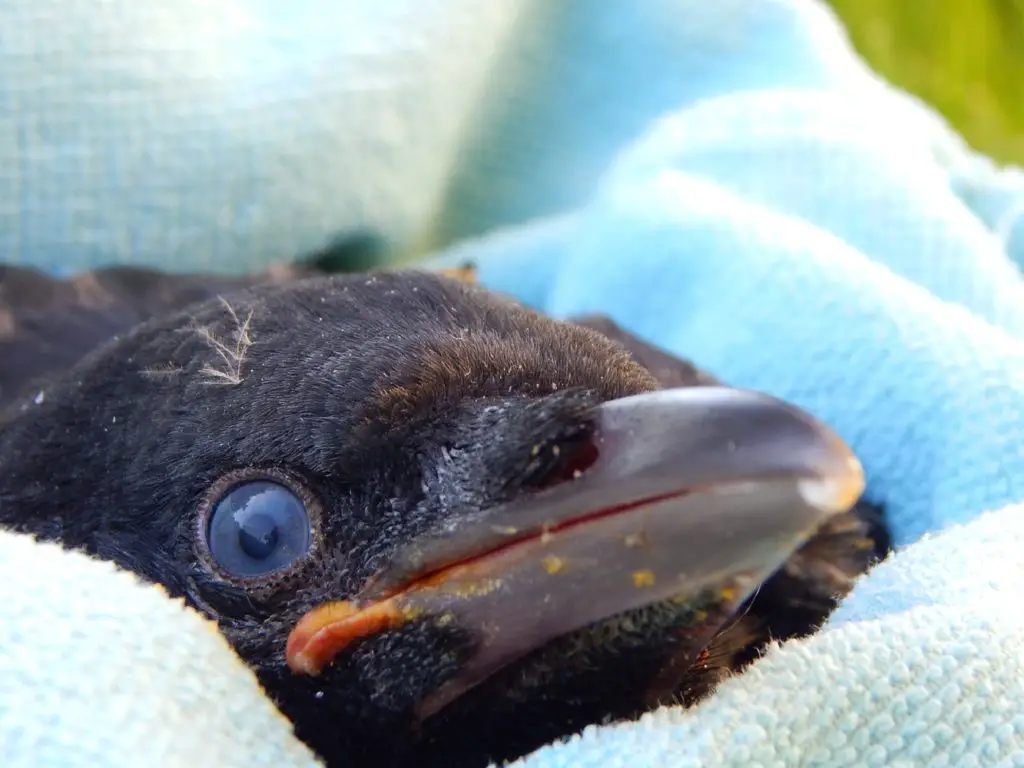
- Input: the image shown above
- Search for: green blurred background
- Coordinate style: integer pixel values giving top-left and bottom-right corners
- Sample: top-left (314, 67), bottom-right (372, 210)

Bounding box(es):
top-left (827, 0), bottom-right (1024, 165)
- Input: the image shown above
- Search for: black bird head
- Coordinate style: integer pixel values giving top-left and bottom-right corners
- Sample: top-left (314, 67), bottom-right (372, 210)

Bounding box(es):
top-left (0, 270), bottom-right (865, 767)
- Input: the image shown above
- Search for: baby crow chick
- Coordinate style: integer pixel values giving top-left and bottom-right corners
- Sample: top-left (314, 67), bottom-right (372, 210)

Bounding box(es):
top-left (0, 265), bottom-right (888, 768)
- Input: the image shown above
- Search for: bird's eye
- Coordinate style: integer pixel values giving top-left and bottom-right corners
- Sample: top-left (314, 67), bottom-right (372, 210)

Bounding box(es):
top-left (206, 480), bottom-right (313, 578)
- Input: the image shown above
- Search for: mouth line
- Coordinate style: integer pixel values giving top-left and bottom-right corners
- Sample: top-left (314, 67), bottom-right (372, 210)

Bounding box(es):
top-left (285, 486), bottom-right (701, 670)
top-left (285, 472), bottom-right (824, 677)
top-left (381, 488), bottom-right (698, 597)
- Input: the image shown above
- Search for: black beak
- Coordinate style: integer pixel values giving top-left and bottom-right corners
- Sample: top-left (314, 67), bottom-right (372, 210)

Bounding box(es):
top-left (286, 387), bottom-right (864, 715)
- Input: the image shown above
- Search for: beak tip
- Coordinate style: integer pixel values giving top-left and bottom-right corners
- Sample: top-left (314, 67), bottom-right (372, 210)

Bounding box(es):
top-left (796, 453), bottom-right (866, 516)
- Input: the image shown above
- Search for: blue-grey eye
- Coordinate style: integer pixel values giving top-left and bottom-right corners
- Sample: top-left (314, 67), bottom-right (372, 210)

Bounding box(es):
top-left (207, 480), bottom-right (312, 578)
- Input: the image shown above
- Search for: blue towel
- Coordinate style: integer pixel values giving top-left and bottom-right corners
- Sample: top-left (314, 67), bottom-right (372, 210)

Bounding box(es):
top-left (3, 0), bottom-right (1024, 765)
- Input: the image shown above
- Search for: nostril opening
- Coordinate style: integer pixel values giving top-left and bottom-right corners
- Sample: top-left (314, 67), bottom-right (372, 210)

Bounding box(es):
top-left (521, 434), bottom-right (601, 491)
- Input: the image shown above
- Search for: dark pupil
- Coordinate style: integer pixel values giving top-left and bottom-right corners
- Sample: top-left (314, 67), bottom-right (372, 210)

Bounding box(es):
top-left (238, 513), bottom-right (281, 560)
top-left (207, 480), bottom-right (311, 578)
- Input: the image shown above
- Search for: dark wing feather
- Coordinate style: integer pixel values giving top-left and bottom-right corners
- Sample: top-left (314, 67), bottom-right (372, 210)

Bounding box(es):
top-left (0, 263), bottom-right (312, 411)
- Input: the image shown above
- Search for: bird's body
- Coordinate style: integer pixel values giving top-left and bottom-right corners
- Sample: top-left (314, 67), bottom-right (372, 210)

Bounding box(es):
top-left (0, 265), bottom-right (888, 767)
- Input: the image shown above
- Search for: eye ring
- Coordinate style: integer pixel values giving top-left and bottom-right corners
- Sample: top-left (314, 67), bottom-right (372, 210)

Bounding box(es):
top-left (195, 467), bottom-right (324, 587)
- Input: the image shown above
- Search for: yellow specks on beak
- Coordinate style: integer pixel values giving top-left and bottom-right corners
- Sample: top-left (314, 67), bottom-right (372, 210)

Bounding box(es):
top-left (401, 604), bottom-right (425, 621)
top-left (542, 556), bottom-right (565, 574)
top-left (445, 579), bottom-right (503, 599)
top-left (632, 569), bottom-right (656, 588)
